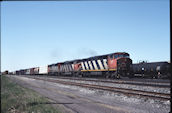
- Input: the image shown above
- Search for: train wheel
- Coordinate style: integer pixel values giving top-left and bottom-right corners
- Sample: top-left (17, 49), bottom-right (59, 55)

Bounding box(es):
top-left (157, 74), bottom-right (161, 79)
top-left (113, 72), bottom-right (120, 79)
top-left (116, 74), bottom-right (120, 79)
top-left (105, 72), bottom-right (109, 78)
top-left (152, 76), bottom-right (156, 79)
top-left (128, 75), bottom-right (133, 79)
top-left (106, 75), bottom-right (110, 79)
top-left (78, 74), bottom-right (82, 77)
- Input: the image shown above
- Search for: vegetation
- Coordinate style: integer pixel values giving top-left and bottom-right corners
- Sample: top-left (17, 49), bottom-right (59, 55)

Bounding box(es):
top-left (1, 75), bottom-right (61, 113)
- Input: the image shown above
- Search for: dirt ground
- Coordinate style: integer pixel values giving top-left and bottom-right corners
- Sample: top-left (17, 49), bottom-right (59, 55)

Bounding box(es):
top-left (7, 75), bottom-right (170, 113)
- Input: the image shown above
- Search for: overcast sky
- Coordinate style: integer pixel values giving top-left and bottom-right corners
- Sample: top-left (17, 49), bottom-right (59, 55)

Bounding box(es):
top-left (1, 0), bottom-right (170, 72)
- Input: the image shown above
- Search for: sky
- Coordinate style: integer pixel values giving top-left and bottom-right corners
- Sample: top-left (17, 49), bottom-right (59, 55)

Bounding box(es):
top-left (1, 0), bottom-right (170, 72)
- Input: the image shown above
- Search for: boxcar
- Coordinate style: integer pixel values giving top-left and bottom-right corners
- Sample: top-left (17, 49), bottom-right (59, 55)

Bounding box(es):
top-left (39, 66), bottom-right (48, 75)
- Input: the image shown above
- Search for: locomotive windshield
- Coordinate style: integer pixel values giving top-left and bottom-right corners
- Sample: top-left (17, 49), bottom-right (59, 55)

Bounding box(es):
top-left (124, 54), bottom-right (129, 58)
top-left (114, 53), bottom-right (129, 59)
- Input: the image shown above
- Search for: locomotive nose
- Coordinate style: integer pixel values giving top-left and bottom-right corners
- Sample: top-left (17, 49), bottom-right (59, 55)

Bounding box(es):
top-left (120, 62), bottom-right (127, 70)
top-left (121, 63), bottom-right (126, 67)
top-left (117, 58), bottom-right (132, 71)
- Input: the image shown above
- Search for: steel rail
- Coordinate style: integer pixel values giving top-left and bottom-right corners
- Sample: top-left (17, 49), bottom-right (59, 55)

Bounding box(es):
top-left (29, 75), bottom-right (169, 88)
top-left (31, 76), bottom-right (170, 101)
top-left (54, 77), bottom-right (170, 88)
top-left (56, 76), bottom-right (170, 84)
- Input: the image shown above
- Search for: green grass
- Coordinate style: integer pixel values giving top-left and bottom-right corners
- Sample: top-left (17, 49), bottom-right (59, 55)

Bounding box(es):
top-left (1, 75), bottom-right (62, 113)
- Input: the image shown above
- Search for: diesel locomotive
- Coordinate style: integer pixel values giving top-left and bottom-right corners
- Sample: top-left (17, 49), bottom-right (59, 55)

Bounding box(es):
top-left (48, 52), bottom-right (132, 79)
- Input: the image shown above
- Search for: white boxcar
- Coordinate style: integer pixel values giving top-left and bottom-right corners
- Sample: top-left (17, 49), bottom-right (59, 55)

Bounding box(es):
top-left (39, 66), bottom-right (48, 74)
top-left (13, 71), bottom-right (16, 74)
top-left (25, 69), bottom-right (30, 75)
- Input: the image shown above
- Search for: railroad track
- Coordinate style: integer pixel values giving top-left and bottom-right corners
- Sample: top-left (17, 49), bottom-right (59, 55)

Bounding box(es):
top-left (54, 76), bottom-right (170, 83)
top-left (26, 76), bottom-right (170, 101)
top-left (54, 77), bottom-right (170, 88)
top-left (25, 75), bottom-right (170, 88)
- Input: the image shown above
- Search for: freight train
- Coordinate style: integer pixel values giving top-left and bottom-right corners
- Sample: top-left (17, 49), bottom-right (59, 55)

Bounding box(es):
top-left (12, 52), bottom-right (132, 79)
top-left (11, 52), bottom-right (170, 79)
top-left (131, 61), bottom-right (170, 79)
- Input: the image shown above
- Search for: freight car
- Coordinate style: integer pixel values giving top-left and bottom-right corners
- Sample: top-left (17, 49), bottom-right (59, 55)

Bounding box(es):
top-left (48, 52), bottom-right (132, 79)
top-left (25, 67), bottom-right (39, 75)
top-left (132, 61), bottom-right (170, 79)
top-left (33, 67), bottom-right (39, 75)
top-left (2, 70), bottom-right (9, 75)
top-left (13, 67), bottom-right (39, 75)
top-left (15, 69), bottom-right (25, 75)
top-left (48, 63), bottom-right (58, 75)
top-left (39, 66), bottom-right (48, 75)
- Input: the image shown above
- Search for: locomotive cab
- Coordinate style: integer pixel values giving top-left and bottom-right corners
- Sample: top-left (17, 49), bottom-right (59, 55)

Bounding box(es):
top-left (107, 52), bottom-right (132, 78)
top-left (117, 57), bottom-right (132, 77)
top-left (73, 60), bottom-right (82, 77)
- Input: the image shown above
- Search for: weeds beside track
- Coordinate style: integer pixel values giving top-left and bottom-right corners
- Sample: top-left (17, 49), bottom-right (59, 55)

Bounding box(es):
top-left (1, 75), bottom-right (61, 113)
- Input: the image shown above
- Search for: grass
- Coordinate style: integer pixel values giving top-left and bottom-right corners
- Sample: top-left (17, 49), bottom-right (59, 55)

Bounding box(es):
top-left (1, 75), bottom-right (62, 113)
